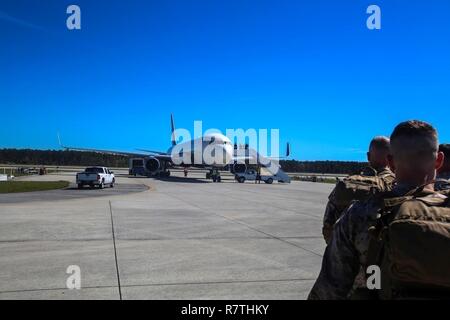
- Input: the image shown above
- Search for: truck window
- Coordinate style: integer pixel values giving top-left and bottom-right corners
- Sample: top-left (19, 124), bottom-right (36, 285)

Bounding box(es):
top-left (85, 167), bottom-right (104, 174)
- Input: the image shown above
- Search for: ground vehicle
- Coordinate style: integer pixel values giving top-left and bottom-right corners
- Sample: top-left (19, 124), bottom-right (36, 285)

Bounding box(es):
top-left (235, 169), bottom-right (286, 184)
top-left (76, 167), bottom-right (115, 189)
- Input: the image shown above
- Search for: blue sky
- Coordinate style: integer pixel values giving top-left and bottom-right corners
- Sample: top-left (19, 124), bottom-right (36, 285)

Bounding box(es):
top-left (0, 0), bottom-right (449, 161)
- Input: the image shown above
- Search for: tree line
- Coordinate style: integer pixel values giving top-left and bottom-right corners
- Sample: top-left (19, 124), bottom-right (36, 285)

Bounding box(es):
top-left (0, 149), bottom-right (129, 168)
top-left (0, 149), bottom-right (367, 174)
top-left (279, 159), bottom-right (368, 175)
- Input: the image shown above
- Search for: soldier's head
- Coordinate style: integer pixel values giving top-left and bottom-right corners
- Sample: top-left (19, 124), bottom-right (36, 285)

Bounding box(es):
top-left (438, 144), bottom-right (450, 174)
top-left (367, 136), bottom-right (390, 171)
top-left (388, 120), bottom-right (444, 187)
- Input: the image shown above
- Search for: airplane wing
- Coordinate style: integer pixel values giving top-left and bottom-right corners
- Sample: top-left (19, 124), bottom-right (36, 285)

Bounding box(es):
top-left (58, 135), bottom-right (172, 161)
top-left (62, 145), bottom-right (173, 161)
top-left (135, 149), bottom-right (169, 155)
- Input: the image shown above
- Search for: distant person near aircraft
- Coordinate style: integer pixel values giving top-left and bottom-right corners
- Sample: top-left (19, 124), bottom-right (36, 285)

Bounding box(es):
top-left (322, 136), bottom-right (395, 244)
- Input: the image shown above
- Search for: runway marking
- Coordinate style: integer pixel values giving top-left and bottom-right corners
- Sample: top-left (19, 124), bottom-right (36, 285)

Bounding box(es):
top-left (109, 201), bottom-right (122, 300)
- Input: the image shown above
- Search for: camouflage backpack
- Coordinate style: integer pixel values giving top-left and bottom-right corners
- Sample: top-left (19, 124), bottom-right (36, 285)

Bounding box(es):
top-left (331, 168), bottom-right (395, 213)
top-left (367, 188), bottom-right (450, 299)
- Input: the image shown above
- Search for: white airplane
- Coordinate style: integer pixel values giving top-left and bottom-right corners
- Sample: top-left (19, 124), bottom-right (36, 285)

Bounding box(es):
top-left (59, 114), bottom-right (290, 182)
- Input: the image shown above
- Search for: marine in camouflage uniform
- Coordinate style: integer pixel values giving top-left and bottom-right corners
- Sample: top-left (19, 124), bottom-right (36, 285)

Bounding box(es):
top-left (322, 166), bottom-right (395, 244)
top-left (322, 137), bottom-right (394, 244)
top-left (311, 184), bottom-right (414, 299)
top-left (309, 120), bottom-right (447, 300)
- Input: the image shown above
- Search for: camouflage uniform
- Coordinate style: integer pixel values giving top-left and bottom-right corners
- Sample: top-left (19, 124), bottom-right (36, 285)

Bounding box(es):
top-left (436, 172), bottom-right (450, 191)
top-left (322, 167), bottom-right (395, 244)
top-left (309, 184), bottom-right (416, 300)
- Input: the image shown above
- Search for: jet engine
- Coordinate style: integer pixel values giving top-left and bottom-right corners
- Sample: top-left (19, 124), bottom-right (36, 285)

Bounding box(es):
top-left (145, 157), bottom-right (161, 174)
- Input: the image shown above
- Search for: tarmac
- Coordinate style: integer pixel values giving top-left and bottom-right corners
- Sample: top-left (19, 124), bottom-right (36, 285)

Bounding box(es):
top-left (0, 170), bottom-right (333, 299)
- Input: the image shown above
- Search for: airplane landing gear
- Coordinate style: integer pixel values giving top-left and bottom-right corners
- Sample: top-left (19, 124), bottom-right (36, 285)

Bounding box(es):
top-left (208, 169), bottom-right (221, 182)
top-left (158, 170), bottom-right (171, 178)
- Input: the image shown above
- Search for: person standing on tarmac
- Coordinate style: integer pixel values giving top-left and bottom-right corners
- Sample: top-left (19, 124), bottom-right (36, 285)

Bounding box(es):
top-left (322, 136), bottom-right (395, 244)
top-left (256, 165), bottom-right (262, 184)
top-left (309, 120), bottom-right (449, 300)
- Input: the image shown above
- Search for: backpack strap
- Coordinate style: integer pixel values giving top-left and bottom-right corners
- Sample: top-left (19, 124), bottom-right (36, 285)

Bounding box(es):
top-left (366, 191), bottom-right (398, 264)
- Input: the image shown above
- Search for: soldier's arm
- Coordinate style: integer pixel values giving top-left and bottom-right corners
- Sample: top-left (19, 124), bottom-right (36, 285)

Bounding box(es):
top-left (322, 189), bottom-right (342, 244)
top-left (309, 204), bottom-right (361, 300)
top-left (322, 201), bottom-right (339, 244)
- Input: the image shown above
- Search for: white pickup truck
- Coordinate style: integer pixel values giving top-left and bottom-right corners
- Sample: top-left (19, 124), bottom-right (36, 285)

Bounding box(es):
top-left (235, 169), bottom-right (287, 184)
top-left (76, 167), bottom-right (115, 189)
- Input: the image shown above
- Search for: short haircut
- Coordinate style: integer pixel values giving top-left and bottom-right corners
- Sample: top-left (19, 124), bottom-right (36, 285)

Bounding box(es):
top-left (390, 120), bottom-right (438, 154)
top-left (369, 136), bottom-right (390, 152)
top-left (440, 144), bottom-right (450, 164)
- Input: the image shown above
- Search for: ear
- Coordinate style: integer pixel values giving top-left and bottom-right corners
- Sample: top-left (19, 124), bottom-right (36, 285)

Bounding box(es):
top-left (436, 152), bottom-right (444, 171)
top-left (387, 154), bottom-right (396, 172)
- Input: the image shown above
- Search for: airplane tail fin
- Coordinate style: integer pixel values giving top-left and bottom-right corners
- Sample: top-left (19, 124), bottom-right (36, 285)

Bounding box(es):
top-left (57, 132), bottom-right (64, 149)
top-left (171, 113), bottom-right (177, 146)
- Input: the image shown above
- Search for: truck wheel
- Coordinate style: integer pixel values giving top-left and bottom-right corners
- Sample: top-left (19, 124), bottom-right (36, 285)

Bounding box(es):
top-left (212, 176), bottom-right (217, 182)
top-left (238, 177), bottom-right (245, 183)
top-left (99, 182), bottom-right (104, 189)
top-left (77, 184), bottom-right (83, 189)
top-left (265, 178), bottom-right (273, 184)
top-left (110, 179), bottom-right (115, 188)
top-left (217, 176), bottom-right (221, 183)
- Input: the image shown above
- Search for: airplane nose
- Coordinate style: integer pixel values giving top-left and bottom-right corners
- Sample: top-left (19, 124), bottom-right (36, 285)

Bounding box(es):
top-left (216, 144), bottom-right (233, 165)
top-left (203, 144), bottom-right (234, 166)
top-left (213, 144), bottom-right (233, 165)
top-left (224, 144), bottom-right (234, 162)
